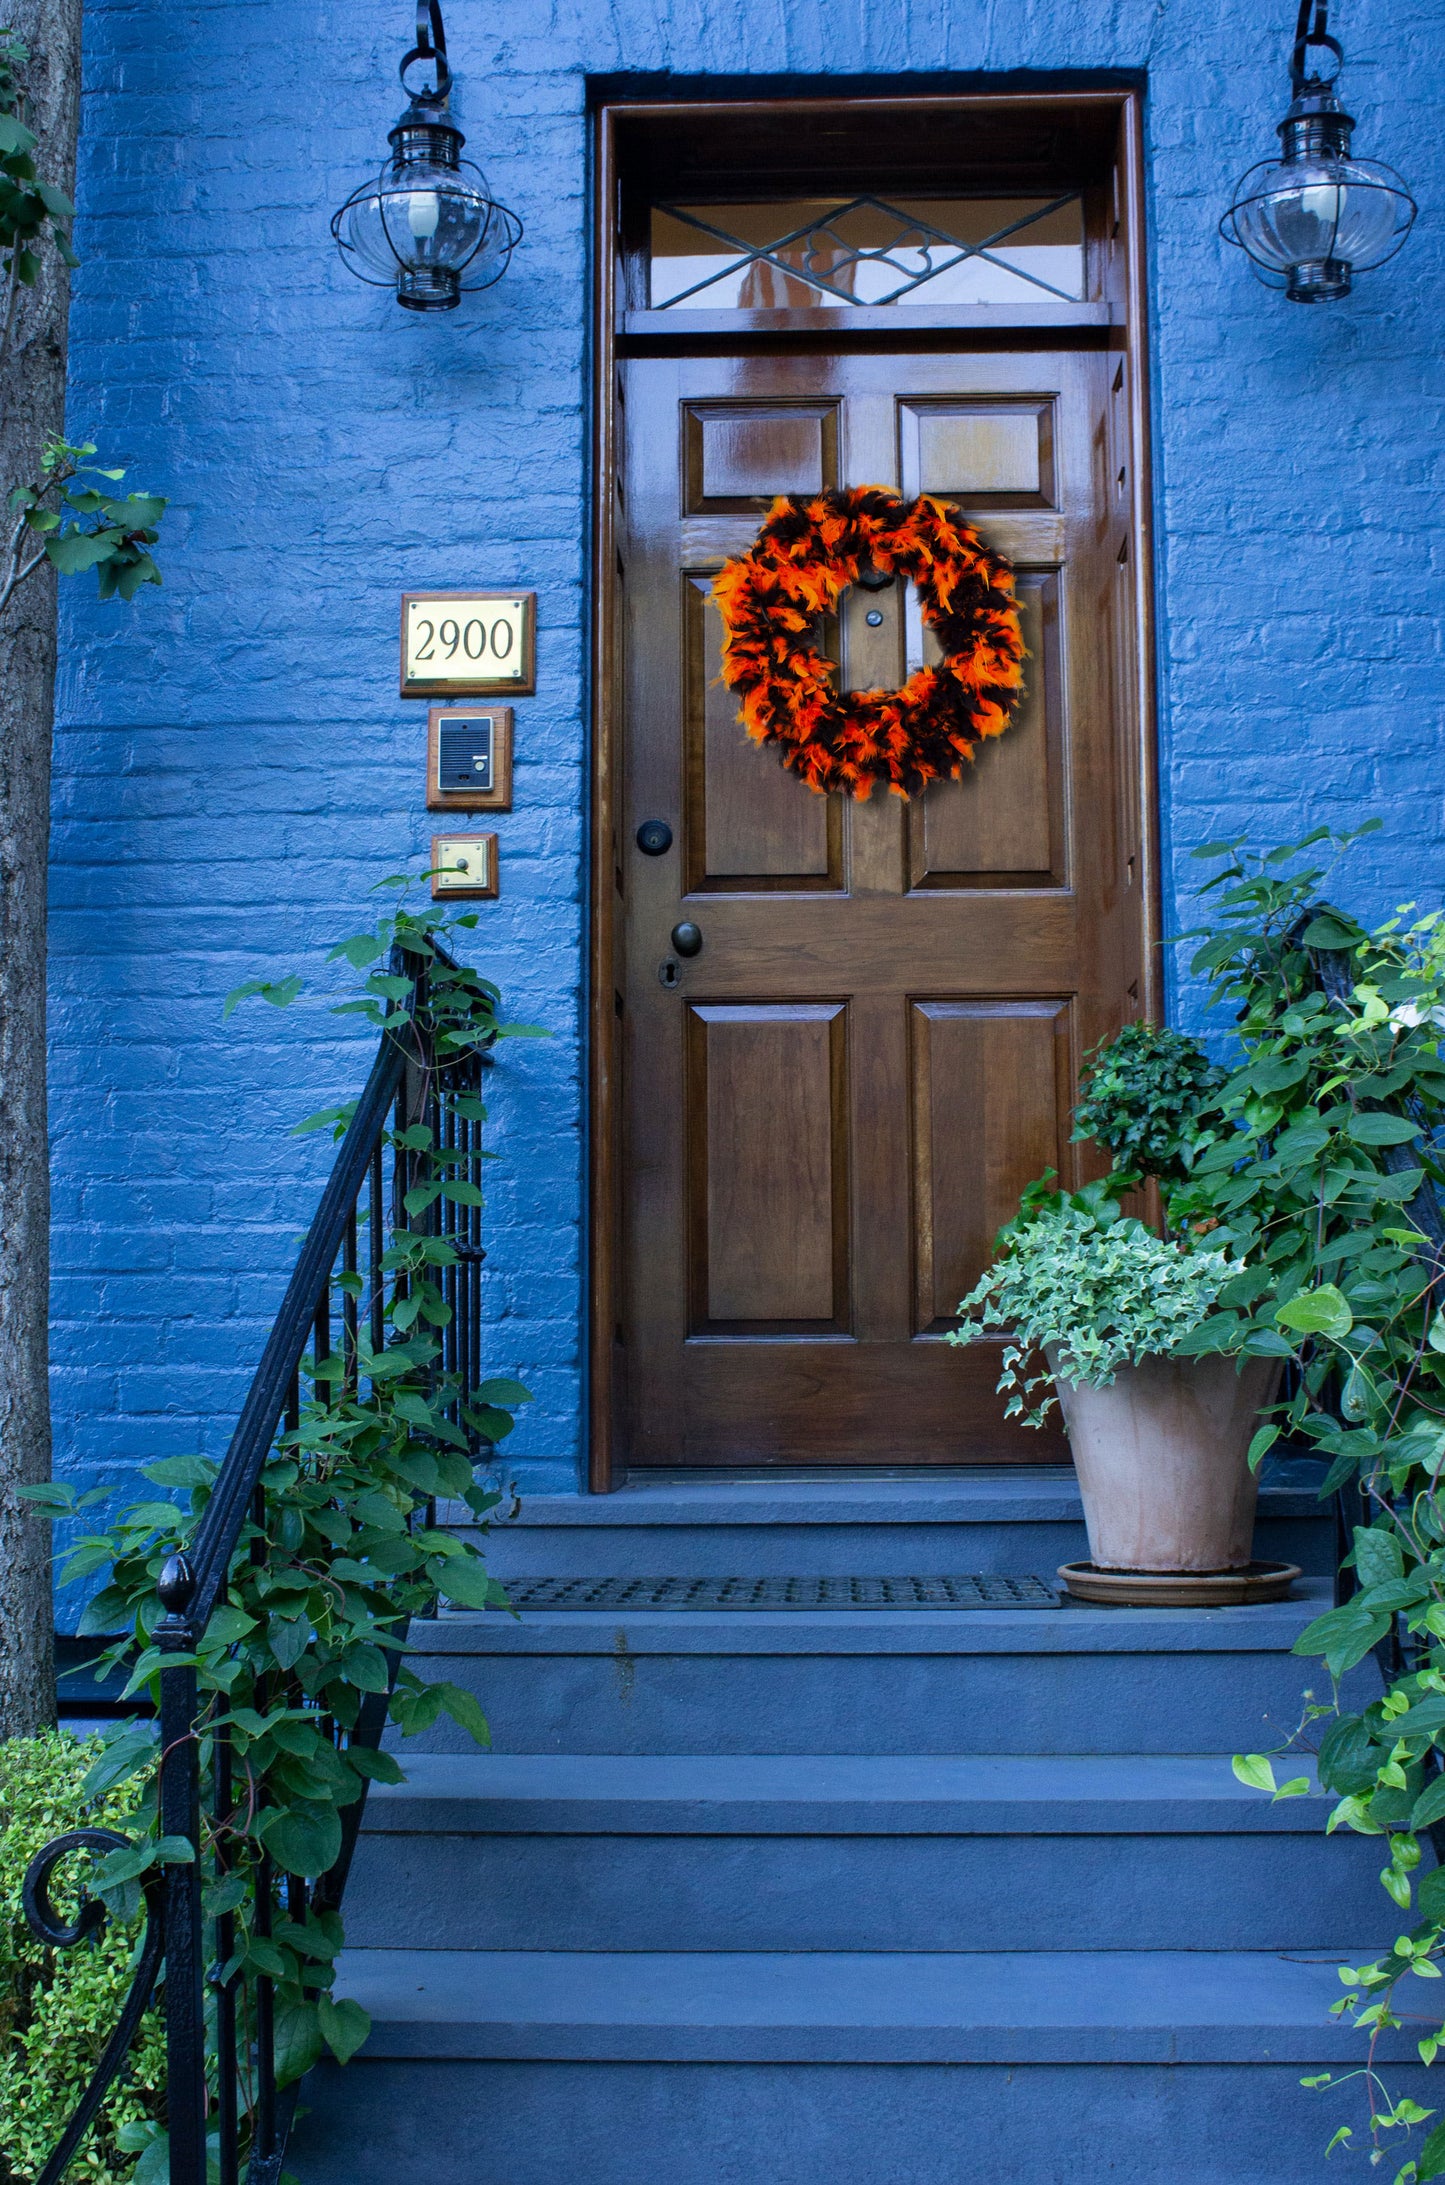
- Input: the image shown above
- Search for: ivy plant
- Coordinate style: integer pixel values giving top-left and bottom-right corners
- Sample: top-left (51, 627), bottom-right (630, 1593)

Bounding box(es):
top-left (1063, 825), bottom-right (1445, 2181)
top-left (22, 881), bottom-right (544, 2172)
top-left (948, 1174), bottom-right (1243, 1426)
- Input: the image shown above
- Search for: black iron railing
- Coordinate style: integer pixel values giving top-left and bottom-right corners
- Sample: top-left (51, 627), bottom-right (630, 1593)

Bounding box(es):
top-left (25, 943), bottom-right (491, 2185)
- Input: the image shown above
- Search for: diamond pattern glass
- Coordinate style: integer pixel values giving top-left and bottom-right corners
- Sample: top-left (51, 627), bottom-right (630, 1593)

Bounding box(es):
top-left (649, 194), bottom-right (1085, 310)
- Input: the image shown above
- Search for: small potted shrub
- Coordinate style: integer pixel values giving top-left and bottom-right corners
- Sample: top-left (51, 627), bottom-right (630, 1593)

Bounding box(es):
top-left (1069, 1020), bottom-right (1225, 1189)
top-left (950, 1174), bottom-right (1280, 1587)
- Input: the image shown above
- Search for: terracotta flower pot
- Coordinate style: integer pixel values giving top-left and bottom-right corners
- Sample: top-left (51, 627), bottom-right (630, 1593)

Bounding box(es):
top-left (1044, 1348), bottom-right (1282, 1573)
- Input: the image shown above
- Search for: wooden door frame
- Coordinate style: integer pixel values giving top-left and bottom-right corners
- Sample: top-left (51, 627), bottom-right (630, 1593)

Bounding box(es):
top-left (587, 86), bottom-right (1161, 1492)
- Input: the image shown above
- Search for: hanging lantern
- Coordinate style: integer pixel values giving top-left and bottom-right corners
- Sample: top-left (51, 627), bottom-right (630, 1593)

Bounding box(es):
top-left (1220, 0), bottom-right (1416, 302)
top-left (331, 1), bottom-right (522, 313)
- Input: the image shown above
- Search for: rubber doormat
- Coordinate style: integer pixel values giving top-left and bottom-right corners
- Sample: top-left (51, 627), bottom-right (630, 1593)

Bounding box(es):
top-left (498, 1575), bottom-right (1060, 1610)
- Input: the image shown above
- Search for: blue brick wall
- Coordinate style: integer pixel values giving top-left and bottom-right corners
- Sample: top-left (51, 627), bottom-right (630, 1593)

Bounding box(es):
top-left (51, 0), bottom-right (1444, 1527)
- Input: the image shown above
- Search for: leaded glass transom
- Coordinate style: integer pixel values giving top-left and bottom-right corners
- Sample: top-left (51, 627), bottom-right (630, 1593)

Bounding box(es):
top-left (649, 194), bottom-right (1085, 310)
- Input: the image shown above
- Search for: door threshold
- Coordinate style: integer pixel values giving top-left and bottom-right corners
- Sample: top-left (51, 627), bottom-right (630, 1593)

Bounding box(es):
top-left (631, 1465), bottom-right (1075, 1484)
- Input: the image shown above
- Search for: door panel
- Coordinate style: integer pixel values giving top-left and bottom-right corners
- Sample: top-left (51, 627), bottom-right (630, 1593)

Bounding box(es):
top-left (685, 402), bottom-right (839, 510)
top-left (899, 397), bottom-right (1057, 508)
top-left (684, 576), bottom-right (841, 890)
top-left (616, 344), bottom-right (1143, 1465)
top-left (688, 1002), bottom-right (848, 1331)
top-left (909, 998), bottom-right (1074, 1334)
top-left (906, 572), bottom-right (1064, 889)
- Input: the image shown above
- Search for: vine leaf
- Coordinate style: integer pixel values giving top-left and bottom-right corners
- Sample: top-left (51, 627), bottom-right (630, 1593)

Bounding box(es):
top-left (1293, 1600), bottom-right (1394, 1677)
top-left (476, 1377), bottom-right (533, 1406)
top-left (1417, 2119), bottom-right (1445, 2181)
top-left (436, 1558), bottom-right (508, 1611)
top-left (1355, 1526), bottom-right (1405, 1591)
top-left (1410, 1779), bottom-right (1445, 1833)
top-left (1275, 1285), bottom-right (1353, 1338)
top-left (267, 1612), bottom-right (310, 1670)
top-left (272, 1999), bottom-right (327, 2087)
top-left (318, 1994), bottom-right (372, 2065)
top-left (223, 975), bottom-right (303, 1019)
top-left (261, 1804), bottom-right (343, 1879)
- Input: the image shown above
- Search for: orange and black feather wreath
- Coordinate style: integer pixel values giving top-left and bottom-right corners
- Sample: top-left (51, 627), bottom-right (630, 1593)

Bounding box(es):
top-left (712, 485), bottom-right (1026, 800)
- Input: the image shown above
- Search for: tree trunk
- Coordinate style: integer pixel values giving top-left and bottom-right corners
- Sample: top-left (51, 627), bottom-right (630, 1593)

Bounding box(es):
top-left (0, 0), bottom-right (81, 1739)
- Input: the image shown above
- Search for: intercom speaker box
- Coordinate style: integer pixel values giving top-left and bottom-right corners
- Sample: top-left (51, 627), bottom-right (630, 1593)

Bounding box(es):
top-left (427, 705), bottom-right (513, 811)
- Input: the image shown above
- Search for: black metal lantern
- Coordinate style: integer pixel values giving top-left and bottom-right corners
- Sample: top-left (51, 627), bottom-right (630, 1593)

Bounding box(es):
top-left (331, 1), bottom-right (521, 312)
top-left (1220, 0), bottom-right (1416, 302)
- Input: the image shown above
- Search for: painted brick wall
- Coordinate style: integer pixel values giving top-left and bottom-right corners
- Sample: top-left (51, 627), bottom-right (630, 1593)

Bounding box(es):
top-left (51, 0), bottom-right (1444, 1528)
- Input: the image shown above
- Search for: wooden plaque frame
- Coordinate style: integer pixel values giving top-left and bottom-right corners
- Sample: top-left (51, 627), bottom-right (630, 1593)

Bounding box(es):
top-left (426, 705), bottom-right (514, 812)
top-left (429, 833), bottom-right (500, 901)
top-left (401, 590), bottom-right (536, 697)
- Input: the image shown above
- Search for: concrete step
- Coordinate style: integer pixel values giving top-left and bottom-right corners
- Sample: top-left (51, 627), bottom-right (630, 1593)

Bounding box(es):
top-left (465, 1462), bottom-right (1333, 1580)
top-left (325, 1943), bottom-right (1417, 2063)
top-left (291, 1949), bottom-right (1428, 2185)
top-left (399, 1580), bottom-right (1368, 1755)
top-left (345, 1753), bottom-right (1388, 1953)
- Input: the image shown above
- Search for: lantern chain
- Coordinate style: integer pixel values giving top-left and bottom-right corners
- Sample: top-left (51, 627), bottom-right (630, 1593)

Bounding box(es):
top-left (400, 0), bottom-right (451, 103)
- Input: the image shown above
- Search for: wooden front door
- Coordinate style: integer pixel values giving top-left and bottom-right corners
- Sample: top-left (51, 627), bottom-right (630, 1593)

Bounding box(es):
top-left (611, 342), bottom-right (1147, 1466)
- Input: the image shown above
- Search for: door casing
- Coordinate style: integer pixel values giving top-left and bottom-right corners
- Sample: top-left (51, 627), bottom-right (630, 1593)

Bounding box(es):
top-left (588, 87), bottom-right (1161, 1491)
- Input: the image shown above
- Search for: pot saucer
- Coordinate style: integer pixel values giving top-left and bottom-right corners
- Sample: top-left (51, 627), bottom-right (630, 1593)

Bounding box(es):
top-left (1058, 1560), bottom-right (1301, 1607)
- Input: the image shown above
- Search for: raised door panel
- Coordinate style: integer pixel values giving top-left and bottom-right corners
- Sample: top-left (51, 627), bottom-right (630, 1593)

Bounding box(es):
top-left (687, 1002), bottom-right (849, 1332)
top-left (685, 402), bottom-right (839, 513)
top-left (899, 396), bottom-right (1057, 508)
top-left (895, 387), bottom-right (1068, 891)
top-left (907, 571), bottom-right (1065, 889)
top-left (911, 998), bottom-right (1073, 1333)
top-left (684, 576), bottom-right (841, 889)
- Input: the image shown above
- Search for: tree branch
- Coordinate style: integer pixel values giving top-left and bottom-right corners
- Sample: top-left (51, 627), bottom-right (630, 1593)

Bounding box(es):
top-left (0, 534), bottom-right (49, 613)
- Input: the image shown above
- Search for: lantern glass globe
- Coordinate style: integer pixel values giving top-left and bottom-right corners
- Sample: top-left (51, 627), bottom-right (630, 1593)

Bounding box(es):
top-left (1230, 153), bottom-right (1413, 275)
top-left (341, 164), bottom-right (490, 279)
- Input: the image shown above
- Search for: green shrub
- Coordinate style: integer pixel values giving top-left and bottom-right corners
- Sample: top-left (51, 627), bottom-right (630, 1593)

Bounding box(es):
top-left (948, 1177), bottom-right (1242, 1425)
top-left (0, 1731), bottom-right (164, 2185)
top-left (1071, 1021), bottom-right (1224, 1184)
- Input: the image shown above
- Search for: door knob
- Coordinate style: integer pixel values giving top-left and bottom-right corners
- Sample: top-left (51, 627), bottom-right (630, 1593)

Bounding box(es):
top-left (670, 921), bottom-right (703, 958)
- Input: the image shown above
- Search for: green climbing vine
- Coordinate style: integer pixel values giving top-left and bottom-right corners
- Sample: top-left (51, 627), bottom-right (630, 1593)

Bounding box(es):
top-left (23, 880), bottom-right (543, 2174)
top-left (1067, 827), bottom-right (1445, 2181)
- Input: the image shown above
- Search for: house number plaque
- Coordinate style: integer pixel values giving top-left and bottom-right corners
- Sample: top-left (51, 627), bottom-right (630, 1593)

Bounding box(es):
top-left (401, 591), bottom-right (536, 697)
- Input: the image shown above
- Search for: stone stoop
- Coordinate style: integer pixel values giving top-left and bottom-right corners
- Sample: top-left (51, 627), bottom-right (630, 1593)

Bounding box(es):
top-left (289, 1470), bottom-right (1427, 2185)
top-left (458, 1461), bottom-right (1336, 1580)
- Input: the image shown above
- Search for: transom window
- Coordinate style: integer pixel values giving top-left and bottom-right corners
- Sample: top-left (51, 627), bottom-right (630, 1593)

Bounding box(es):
top-left (649, 193), bottom-right (1085, 310)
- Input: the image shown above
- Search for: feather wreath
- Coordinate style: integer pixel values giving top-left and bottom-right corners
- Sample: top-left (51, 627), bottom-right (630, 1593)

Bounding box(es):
top-left (712, 486), bottom-right (1027, 799)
